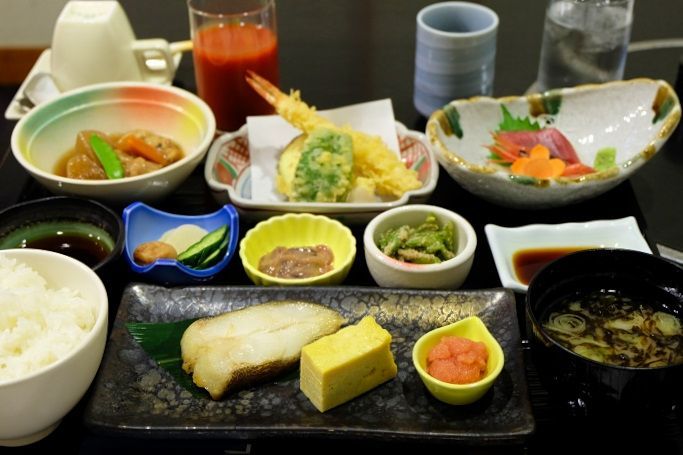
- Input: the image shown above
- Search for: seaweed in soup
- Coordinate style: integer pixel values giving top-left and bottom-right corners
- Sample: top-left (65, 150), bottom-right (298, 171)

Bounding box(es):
top-left (542, 290), bottom-right (683, 368)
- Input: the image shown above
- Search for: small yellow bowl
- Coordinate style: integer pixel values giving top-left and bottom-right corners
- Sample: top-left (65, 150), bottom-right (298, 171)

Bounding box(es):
top-left (239, 213), bottom-right (356, 286)
top-left (412, 316), bottom-right (504, 405)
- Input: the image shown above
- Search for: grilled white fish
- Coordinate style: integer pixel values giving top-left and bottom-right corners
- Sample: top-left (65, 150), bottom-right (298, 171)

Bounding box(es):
top-left (180, 300), bottom-right (345, 399)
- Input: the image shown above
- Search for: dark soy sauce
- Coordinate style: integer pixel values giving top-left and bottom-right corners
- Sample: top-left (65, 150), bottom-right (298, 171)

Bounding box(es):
top-left (513, 246), bottom-right (594, 285)
top-left (24, 233), bottom-right (111, 267)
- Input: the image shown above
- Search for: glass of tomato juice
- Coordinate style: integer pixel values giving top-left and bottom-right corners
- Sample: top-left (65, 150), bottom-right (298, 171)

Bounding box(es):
top-left (187, 0), bottom-right (279, 132)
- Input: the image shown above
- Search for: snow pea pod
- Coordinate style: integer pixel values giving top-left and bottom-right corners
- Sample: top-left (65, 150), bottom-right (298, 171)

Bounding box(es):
top-left (89, 134), bottom-right (124, 179)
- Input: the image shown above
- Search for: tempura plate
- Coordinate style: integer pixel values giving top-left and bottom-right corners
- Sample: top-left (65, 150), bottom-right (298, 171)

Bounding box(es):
top-left (204, 122), bottom-right (438, 224)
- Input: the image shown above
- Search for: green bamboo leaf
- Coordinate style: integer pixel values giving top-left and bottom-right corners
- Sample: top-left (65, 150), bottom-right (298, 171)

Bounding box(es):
top-left (126, 319), bottom-right (207, 398)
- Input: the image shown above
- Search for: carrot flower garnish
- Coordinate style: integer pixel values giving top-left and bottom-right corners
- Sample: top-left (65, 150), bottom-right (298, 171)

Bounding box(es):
top-left (510, 144), bottom-right (566, 179)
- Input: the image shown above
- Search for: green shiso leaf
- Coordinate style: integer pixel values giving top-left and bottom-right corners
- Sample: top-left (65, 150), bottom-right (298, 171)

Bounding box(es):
top-left (498, 105), bottom-right (541, 132)
top-left (126, 319), bottom-right (207, 397)
top-left (594, 147), bottom-right (617, 172)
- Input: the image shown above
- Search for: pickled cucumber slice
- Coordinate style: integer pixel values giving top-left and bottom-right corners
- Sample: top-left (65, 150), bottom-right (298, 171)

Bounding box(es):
top-left (177, 225), bottom-right (228, 267)
top-left (194, 233), bottom-right (230, 270)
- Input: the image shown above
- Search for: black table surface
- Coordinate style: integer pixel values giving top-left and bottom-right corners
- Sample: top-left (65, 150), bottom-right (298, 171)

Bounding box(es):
top-left (2, 1), bottom-right (683, 453)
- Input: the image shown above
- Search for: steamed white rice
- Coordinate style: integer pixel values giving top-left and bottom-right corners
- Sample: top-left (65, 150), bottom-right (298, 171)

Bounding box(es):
top-left (0, 256), bottom-right (96, 382)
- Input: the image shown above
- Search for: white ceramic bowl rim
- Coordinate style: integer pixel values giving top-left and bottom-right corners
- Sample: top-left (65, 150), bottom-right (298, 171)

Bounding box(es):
top-left (0, 249), bottom-right (108, 388)
top-left (240, 213), bottom-right (357, 284)
top-left (364, 204), bottom-right (477, 273)
top-left (10, 81), bottom-right (216, 187)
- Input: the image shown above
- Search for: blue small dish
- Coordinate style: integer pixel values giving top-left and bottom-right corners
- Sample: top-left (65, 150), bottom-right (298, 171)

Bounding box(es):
top-left (123, 202), bottom-right (239, 284)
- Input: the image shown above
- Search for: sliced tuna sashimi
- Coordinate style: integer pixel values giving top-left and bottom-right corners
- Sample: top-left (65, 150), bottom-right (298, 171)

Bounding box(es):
top-left (494, 128), bottom-right (581, 164)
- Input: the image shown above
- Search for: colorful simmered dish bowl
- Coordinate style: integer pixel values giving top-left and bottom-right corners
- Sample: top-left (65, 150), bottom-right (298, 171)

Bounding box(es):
top-left (427, 78), bottom-right (681, 208)
top-left (11, 82), bottom-right (215, 204)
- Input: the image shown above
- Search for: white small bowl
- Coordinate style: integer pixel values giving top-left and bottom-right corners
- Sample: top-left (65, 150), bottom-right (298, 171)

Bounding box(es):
top-left (11, 82), bottom-right (215, 204)
top-left (0, 249), bottom-right (108, 446)
top-left (363, 204), bottom-right (476, 289)
top-left (485, 216), bottom-right (652, 293)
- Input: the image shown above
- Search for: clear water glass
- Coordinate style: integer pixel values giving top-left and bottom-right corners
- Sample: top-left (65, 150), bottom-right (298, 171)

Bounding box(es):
top-left (536, 0), bottom-right (634, 92)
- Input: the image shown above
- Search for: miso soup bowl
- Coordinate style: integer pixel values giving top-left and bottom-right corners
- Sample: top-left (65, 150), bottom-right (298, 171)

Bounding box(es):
top-left (526, 248), bottom-right (683, 413)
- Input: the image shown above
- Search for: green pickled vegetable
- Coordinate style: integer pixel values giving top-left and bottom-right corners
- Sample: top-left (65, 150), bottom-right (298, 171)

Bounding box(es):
top-left (377, 214), bottom-right (457, 264)
top-left (194, 232), bottom-right (230, 270)
top-left (178, 225), bottom-right (228, 268)
top-left (89, 134), bottom-right (124, 179)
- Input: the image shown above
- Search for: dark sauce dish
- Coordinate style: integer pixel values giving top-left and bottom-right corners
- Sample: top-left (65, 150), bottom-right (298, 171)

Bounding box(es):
top-left (0, 196), bottom-right (123, 272)
top-left (526, 248), bottom-right (683, 414)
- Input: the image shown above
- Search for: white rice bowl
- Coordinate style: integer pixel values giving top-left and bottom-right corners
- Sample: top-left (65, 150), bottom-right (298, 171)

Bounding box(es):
top-left (0, 249), bottom-right (107, 447)
top-left (0, 255), bottom-right (96, 381)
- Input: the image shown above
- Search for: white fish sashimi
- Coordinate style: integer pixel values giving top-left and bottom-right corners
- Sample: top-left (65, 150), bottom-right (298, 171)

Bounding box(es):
top-left (180, 300), bottom-right (346, 399)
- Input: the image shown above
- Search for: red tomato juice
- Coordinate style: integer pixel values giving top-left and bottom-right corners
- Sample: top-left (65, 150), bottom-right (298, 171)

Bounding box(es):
top-left (193, 23), bottom-right (279, 132)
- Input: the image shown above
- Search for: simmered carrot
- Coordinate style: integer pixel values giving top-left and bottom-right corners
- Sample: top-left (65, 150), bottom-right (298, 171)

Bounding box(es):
top-left (510, 144), bottom-right (566, 179)
top-left (122, 135), bottom-right (167, 165)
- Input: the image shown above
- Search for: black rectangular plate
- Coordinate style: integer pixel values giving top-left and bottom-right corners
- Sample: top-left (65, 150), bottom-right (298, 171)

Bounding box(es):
top-left (84, 285), bottom-right (534, 443)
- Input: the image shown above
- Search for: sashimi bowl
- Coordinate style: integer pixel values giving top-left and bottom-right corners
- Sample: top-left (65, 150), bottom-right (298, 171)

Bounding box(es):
top-left (427, 78), bottom-right (681, 209)
top-left (11, 82), bottom-right (215, 205)
top-left (123, 202), bottom-right (239, 285)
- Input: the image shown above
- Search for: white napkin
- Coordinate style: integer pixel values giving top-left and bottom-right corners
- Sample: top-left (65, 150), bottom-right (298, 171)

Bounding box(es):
top-left (247, 99), bottom-right (399, 202)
